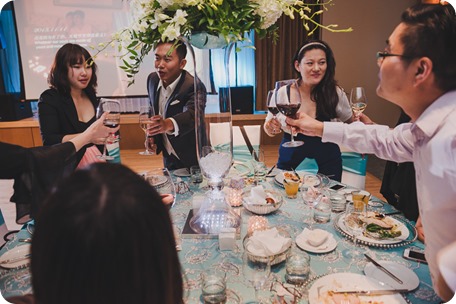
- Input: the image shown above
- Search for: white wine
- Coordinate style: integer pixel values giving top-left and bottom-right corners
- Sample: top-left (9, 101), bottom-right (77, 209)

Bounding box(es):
top-left (351, 102), bottom-right (367, 116)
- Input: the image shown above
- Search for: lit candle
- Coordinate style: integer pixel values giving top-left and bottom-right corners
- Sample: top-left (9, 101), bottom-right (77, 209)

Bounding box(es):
top-left (227, 187), bottom-right (243, 207)
top-left (247, 216), bottom-right (268, 235)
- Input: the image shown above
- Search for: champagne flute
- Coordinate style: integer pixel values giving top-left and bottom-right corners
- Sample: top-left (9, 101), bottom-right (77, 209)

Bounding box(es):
top-left (243, 252), bottom-right (271, 303)
top-left (96, 98), bottom-right (120, 160)
top-left (275, 80), bottom-right (303, 147)
top-left (139, 105), bottom-right (156, 155)
top-left (349, 86), bottom-right (368, 120)
top-left (342, 203), bottom-right (366, 261)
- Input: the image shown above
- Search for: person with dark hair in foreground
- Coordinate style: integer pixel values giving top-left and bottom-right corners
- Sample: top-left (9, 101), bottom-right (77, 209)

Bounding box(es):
top-left (286, 3), bottom-right (456, 301)
top-left (7, 163), bottom-right (183, 304)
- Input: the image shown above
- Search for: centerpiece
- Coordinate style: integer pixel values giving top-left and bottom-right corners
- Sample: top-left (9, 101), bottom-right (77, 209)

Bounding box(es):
top-left (96, 0), bottom-right (351, 235)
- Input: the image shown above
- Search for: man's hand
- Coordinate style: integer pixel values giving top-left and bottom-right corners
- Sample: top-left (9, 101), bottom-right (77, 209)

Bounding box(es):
top-left (286, 112), bottom-right (324, 138)
top-left (147, 115), bottom-right (174, 136)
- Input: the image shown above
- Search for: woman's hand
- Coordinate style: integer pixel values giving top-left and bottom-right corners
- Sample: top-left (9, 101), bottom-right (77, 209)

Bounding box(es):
top-left (416, 216), bottom-right (425, 243)
top-left (265, 118), bottom-right (282, 136)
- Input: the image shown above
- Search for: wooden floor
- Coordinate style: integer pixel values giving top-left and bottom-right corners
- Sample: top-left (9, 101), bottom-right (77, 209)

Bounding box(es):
top-left (0, 145), bottom-right (384, 231)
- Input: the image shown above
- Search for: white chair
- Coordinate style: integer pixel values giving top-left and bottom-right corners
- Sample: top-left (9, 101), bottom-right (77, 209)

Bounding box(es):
top-left (340, 145), bottom-right (367, 189)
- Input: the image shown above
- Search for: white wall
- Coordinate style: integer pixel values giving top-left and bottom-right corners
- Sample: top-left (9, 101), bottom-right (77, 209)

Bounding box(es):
top-left (322, 0), bottom-right (415, 127)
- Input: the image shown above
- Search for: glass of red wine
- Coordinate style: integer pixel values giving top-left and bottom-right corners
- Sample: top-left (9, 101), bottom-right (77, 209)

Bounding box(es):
top-left (266, 90), bottom-right (279, 117)
top-left (96, 98), bottom-right (121, 160)
top-left (275, 79), bottom-right (303, 147)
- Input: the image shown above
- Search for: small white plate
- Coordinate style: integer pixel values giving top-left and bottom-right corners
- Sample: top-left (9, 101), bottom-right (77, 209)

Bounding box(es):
top-left (295, 233), bottom-right (337, 253)
top-left (0, 245), bottom-right (31, 269)
top-left (364, 260), bottom-right (419, 291)
top-left (274, 171), bottom-right (318, 188)
top-left (146, 175), bottom-right (168, 187)
top-left (173, 168), bottom-right (191, 177)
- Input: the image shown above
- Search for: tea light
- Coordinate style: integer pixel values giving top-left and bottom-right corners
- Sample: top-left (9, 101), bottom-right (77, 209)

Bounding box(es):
top-left (227, 187), bottom-right (243, 207)
top-left (248, 216), bottom-right (268, 235)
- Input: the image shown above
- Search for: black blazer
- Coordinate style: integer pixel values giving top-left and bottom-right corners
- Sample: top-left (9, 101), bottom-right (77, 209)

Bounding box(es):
top-left (147, 70), bottom-right (206, 168)
top-left (0, 141), bottom-right (76, 218)
top-left (38, 88), bottom-right (99, 164)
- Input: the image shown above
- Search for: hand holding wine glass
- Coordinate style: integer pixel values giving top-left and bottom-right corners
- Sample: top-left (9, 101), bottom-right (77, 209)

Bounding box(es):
top-left (96, 98), bottom-right (120, 160)
top-left (275, 80), bottom-right (304, 147)
top-left (139, 105), bottom-right (156, 155)
top-left (350, 87), bottom-right (368, 120)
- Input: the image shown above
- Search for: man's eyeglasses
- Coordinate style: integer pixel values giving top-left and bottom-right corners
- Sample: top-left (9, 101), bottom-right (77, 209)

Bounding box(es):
top-left (376, 51), bottom-right (413, 65)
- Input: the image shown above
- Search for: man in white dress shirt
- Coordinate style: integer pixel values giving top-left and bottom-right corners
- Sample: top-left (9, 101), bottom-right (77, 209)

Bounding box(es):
top-left (286, 3), bottom-right (456, 301)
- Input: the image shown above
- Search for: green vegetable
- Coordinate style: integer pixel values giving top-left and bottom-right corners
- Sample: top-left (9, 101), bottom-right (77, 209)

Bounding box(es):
top-left (365, 223), bottom-right (402, 239)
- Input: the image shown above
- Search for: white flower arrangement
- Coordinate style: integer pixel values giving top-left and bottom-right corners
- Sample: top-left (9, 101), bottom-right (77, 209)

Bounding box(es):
top-left (96, 0), bottom-right (351, 83)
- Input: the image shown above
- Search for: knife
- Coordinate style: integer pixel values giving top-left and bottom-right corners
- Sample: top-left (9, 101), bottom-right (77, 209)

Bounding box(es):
top-left (0, 253), bottom-right (31, 265)
top-left (364, 254), bottom-right (403, 284)
top-left (330, 288), bottom-right (409, 296)
top-left (266, 165), bottom-right (276, 176)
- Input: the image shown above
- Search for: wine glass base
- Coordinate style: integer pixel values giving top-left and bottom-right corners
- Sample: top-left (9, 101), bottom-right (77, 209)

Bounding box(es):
top-left (342, 247), bottom-right (364, 261)
top-left (139, 151), bottom-right (156, 155)
top-left (282, 141), bottom-right (304, 148)
top-left (97, 155), bottom-right (114, 160)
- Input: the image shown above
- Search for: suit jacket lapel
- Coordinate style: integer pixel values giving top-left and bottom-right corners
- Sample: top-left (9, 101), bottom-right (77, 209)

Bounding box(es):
top-left (164, 71), bottom-right (186, 115)
top-left (61, 95), bottom-right (81, 131)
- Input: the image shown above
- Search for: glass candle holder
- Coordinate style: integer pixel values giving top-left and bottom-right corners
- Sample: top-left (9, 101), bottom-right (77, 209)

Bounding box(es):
top-left (247, 216), bottom-right (268, 235)
top-left (227, 187), bottom-right (243, 207)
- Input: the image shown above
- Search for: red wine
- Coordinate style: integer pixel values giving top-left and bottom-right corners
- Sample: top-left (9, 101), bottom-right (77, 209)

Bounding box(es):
top-left (268, 106), bottom-right (279, 115)
top-left (104, 119), bottom-right (119, 128)
top-left (277, 104), bottom-right (300, 118)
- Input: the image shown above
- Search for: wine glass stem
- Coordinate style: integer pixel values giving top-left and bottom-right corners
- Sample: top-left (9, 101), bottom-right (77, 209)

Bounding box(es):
top-left (254, 287), bottom-right (260, 303)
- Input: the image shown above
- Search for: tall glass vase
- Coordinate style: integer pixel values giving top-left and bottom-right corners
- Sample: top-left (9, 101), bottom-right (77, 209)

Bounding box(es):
top-left (180, 35), bottom-right (241, 235)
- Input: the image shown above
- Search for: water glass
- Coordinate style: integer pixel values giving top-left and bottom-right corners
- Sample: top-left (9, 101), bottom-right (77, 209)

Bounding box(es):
top-left (190, 165), bottom-right (203, 184)
top-left (313, 201), bottom-right (331, 223)
top-left (330, 192), bottom-right (347, 212)
top-left (352, 190), bottom-right (369, 214)
top-left (285, 250), bottom-right (310, 285)
top-left (201, 269), bottom-right (227, 304)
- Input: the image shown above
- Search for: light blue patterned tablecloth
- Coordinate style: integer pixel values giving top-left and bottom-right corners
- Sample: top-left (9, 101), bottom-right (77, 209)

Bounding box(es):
top-left (0, 172), bottom-right (441, 303)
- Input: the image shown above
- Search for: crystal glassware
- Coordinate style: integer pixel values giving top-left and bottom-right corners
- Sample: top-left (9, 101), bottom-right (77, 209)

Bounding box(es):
top-left (96, 98), bottom-right (120, 161)
top-left (275, 79), bottom-right (303, 147)
top-left (138, 105), bottom-right (156, 155)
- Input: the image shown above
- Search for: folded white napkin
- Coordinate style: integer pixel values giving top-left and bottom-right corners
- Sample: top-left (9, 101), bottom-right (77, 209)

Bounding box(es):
top-left (249, 185), bottom-right (267, 205)
top-left (298, 228), bottom-right (330, 247)
top-left (246, 227), bottom-right (292, 257)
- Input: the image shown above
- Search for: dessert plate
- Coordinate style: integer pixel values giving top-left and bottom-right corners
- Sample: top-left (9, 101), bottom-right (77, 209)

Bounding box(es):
top-left (0, 245), bottom-right (31, 269)
top-left (364, 260), bottom-right (419, 291)
top-left (296, 232), bottom-right (337, 253)
top-left (173, 168), bottom-right (191, 177)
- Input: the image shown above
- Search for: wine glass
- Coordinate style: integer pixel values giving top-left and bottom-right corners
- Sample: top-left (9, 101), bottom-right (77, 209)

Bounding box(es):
top-left (251, 148), bottom-right (266, 185)
top-left (138, 105), bottom-right (156, 155)
top-left (266, 90), bottom-right (279, 118)
top-left (275, 80), bottom-right (303, 147)
top-left (349, 87), bottom-right (368, 120)
top-left (342, 203), bottom-right (366, 261)
top-left (145, 168), bottom-right (176, 209)
top-left (243, 252), bottom-right (271, 303)
top-left (96, 98), bottom-right (120, 160)
top-left (300, 174), bottom-right (322, 230)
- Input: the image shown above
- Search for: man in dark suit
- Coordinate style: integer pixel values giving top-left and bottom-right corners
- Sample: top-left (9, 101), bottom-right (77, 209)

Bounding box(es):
top-left (146, 40), bottom-right (206, 170)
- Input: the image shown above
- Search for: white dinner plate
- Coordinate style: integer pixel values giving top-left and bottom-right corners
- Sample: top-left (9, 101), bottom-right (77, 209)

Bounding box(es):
top-left (364, 260), bottom-right (419, 291)
top-left (308, 272), bottom-right (408, 304)
top-left (274, 171), bottom-right (319, 188)
top-left (295, 233), bottom-right (337, 254)
top-left (338, 213), bottom-right (410, 245)
top-left (173, 168), bottom-right (191, 177)
top-left (0, 244), bottom-right (31, 269)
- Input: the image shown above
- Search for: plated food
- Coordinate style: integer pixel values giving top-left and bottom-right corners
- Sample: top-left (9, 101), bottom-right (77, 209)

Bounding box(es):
top-left (336, 212), bottom-right (411, 246)
top-left (243, 189), bottom-right (283, 215)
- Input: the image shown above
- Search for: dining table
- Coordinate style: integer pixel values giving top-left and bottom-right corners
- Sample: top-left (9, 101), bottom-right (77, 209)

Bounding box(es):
top-left (0, 165), bottom-right (442, 304)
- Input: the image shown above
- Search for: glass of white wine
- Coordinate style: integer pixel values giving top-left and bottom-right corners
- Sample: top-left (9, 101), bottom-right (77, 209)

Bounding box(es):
top-left (138, 105), bottom-right (156, 155)
top-left (349, 87), bottom-right (367, 120)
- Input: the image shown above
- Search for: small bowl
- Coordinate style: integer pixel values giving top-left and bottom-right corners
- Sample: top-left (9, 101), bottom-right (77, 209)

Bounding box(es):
top-left (243, 189), bottom-right (283, 215)
top-left (243, 226), bottom-right (291, 265)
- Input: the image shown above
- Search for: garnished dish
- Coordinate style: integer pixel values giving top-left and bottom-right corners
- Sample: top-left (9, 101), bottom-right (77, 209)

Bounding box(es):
top-left (243, 188), bottom-right (283, 215)
top-left (335, 212), bottom-right (414, 247)
top-left (308, 273), bottom-right (408, 304)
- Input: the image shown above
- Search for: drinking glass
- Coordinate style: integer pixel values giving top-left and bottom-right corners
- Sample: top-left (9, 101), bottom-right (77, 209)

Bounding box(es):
top-left (266, 90), bottom-right (279, 118)
top-left (201, 269), bottom-right (227, 304)
top-left (145, 168), bottom-right (176, 209)
top-left (138, 105), bottom-right (156, 155)
top-left (275, 80), bottom-right (303, 147)
top-left (349, 87), bottom-right (368, 120)
top-left (342, 203), bottom-right (366, 261)
top-left (243, 252), bottom-right (271, 303)
top-left (96, 98), bottom-right (120, 160)
top-left (285, 249), bottom-right (310, 285)
top-left (251, 148), bottom-right (266, 185)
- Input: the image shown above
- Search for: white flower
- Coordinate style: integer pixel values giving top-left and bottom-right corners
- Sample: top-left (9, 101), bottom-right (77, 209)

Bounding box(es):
top-left (162, 25), bottom-right (181, 41)
top-left (172, 9), bottom-right (188, 26)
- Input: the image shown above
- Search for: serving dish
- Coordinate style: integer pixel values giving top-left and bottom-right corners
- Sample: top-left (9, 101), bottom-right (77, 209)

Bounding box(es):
top-left (243, 189), bottom-right (283, 215)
